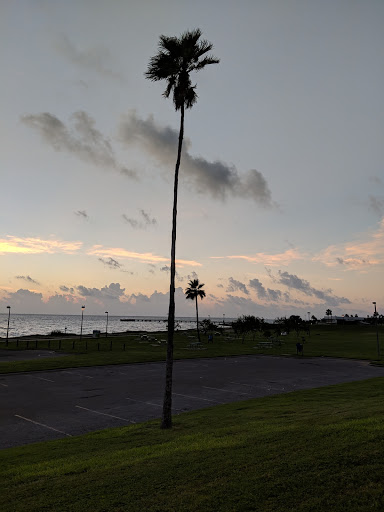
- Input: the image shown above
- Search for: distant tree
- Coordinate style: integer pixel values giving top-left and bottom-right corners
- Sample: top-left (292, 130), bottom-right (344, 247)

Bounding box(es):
top-left (274, 317), bottom-right (290, 334)
top-left (232, 315), bottom-right (260, 343)
top-left (185, 279), bottom-right (206, 342)
top-left (146, 29), bottom-right (219, 429)
top-left (200, 318), bottom-right (217, 334)
top-left (311, 315), bottom-right (318, 323)
top-left (326, 309), bottom-right (332, 322)
top-left (289, 315), bottom-right (303, 337)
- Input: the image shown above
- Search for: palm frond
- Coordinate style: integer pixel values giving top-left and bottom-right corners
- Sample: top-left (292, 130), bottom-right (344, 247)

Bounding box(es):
top-left (145, 28), bottom-right (219, 111)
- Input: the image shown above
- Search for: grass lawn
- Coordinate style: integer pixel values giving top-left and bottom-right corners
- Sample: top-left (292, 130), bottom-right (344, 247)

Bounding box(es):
top-left (0, 324), bottom-right (382, 374)
top-left (2, 377), bottom-right (384, 511)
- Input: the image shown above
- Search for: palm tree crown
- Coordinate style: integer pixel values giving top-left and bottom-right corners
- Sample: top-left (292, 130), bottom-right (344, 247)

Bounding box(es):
top-left (145, 28), bottom-right (219, 111)
top-left (185, 279), bottom-right (206, 302)
top-left (185, 279), bottom-right (206, 344)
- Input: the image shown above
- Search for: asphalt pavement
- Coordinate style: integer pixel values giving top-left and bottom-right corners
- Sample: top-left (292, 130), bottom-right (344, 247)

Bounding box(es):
top-left (1, 355), bottom-right (384, 449)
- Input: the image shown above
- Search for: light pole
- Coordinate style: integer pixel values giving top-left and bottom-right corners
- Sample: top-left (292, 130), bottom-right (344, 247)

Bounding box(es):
top-left (105, 311), bottom-right (109, 338)
top-left (6, 306), bottom-right (11, 346)
top-left (223, 313), bottom-right (225, 325)
top-left (373, 302), bottom-right (380, 360)
top-left (80, 306), bottom-right (85, 342)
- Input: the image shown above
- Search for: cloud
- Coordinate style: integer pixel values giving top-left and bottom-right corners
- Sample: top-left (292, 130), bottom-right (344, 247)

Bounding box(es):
top-left (140, 209), bottom-right (157, 226)
top-left (21, 111), bottom-right (136, 178)
top-left (15, 275), bottom-right (39, 285)
top-left (313, 218), bottom-right (384, 269)
top-left (0, 236), bottom-right (82, 255)
top-left (249, 278), bottom-right (282, 302)
top-left (211, 248), bottom-right (304, 266)
top-left (88, 244), bottom-right (201, 267)
top-left (122, 209), bottom-right (157, 229)
top-left (122, 215), bottom-right (139, 229)
top-left (369, 196), bottom-right (384, 217)
top-left (55, 34), bottom-right (125, 83)
top-left (277, 271), bottom-right (351, 306)
top-left (60, 285), bottom-right (74, 293)
top-left (119, 111), bottom-right (276, 206)
top-left (226, 277), bottom-right (249, 295)
top-left (75, 210), bottom-right (89, 219)
top-left (77, 282), bottom-right (126, 300)
top-left (98, 257), bottom-right (122, 270)
top-left (160, 265), bottom-right (183, 281)
top-left (0, 289), bottom-right (43, 309)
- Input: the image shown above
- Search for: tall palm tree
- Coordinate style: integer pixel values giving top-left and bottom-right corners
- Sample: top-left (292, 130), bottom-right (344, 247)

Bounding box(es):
top-left (145, 29), bottom-right (219, 429)
top-left (185, 279), bottom-right (206, 343)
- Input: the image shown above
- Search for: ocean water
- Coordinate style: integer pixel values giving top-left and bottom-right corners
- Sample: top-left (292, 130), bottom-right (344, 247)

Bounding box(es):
top-left (0, 314), bottom-right (232, 339)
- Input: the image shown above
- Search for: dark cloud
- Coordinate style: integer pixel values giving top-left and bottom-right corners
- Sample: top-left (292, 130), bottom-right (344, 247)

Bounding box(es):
top-left (55, 34), bottom-right (125, 83)
top-left (122, 210), bottom-right (157, 229)
top-left (369, 195), bottom-right (384, 217)
top-left (15, 275), bottom-right (39, 285)
top-left (77, 282), bottom-right (125, 300)
top-left (226, 277), bottom-right (249, 295)
top-left (21, 111), bottom-right (137, 178)
top-left (98, 257), bottom-right (122, 269)
top-left (249, 278), bottom-right (282, 302)
top-left (74, 210), bottom-right (89, 219)
top-left (60, 285), bottom-right (74, 293)
top-left (140, 209), bottom-right (157, 226)
top-left (122, 214), bottom-right (139, 228)
top-left (277, 271), bottom-right (351, 306)
top-left (119, 112), bottom-right (276, 207)
top-left (160, 265), bottom-right (182, 280)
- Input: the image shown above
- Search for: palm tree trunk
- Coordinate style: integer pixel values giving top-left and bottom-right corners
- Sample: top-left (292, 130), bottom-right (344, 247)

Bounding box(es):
top-left (162, 104), bottom-right (184, 429)
top-left (195, 296), bottom-right (201, 343)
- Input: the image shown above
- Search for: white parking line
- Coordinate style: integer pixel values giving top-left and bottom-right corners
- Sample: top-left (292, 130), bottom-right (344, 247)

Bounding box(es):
top-left (75, 405), bottom-right (135, 423)
top-left (26, 375), bottom-right (55, 383)
top-left (126, 397), bottom-right (162, 407)
top-left (173, 392), bottom-right (224, 404)
top-left (125, 397), bottom-right (183, 411)
top-left (15, 415), bottom-right (72, 436)
top-left (202, 386), bottom-right (251, 395)
top-left (62, 371), bottom-right (93, 379)
top-left (230, 381), bottom-right (254, 387)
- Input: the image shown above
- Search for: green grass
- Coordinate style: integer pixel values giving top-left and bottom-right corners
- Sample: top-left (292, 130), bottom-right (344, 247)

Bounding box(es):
top-left (1, 324), bottom-right (383, 374)
top-left (2, 377), bottom-right (384, 511)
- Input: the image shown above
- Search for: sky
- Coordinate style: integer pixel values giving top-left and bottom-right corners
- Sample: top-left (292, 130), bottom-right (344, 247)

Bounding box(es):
top-left (1, 0), bottom-right (383, 319)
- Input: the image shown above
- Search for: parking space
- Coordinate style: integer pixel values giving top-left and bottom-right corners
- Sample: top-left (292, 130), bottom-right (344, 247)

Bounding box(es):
top-left (1, 355), bottom-right (384, 449)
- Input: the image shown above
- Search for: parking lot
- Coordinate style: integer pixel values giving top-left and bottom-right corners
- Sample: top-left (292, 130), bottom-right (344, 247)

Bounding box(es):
top-left (2, 355), bottom-right (384, 449)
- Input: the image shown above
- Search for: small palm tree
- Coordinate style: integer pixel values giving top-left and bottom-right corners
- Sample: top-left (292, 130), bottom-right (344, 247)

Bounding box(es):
top-left (145, 29), bottom-right (219, 429)
top-left (185, 279), bottom-right (206, 342)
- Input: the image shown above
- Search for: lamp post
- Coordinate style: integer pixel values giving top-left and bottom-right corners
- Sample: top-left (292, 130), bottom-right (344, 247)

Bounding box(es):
top-left (80, 306), bottom-right (85, 342)
top-left (105, 311), bottom-right (109, 338)
top-left (6, 306), bottom-right (11, 346)
top-left (373, 302), bottom-right (380, 360)
top-left (223, 313), bottom-right (225, 325)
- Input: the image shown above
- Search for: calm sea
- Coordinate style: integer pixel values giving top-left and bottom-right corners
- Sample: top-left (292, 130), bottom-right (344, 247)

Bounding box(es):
top-left (0, 314), bottom-right (233, 339)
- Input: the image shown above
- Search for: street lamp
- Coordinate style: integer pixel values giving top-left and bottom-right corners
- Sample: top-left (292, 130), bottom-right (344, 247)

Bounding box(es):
top-left (223, 313), bottom-right (225, 325)
top-left (105, 311), bottom-right (109, 338)
top-left (373, 302), bottom-right (380, 360)
top-left (6, 306), bottom-right (11, 346)
top-left (80, 306), bottom-right (85, 342)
